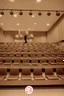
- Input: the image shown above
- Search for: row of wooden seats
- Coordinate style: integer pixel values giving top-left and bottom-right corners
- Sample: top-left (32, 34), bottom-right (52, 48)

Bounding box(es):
top-left (0, 68), bottom-right (64, 80)
top-left (0, 57), bottom-right (64, 65)
top-left (0, 52), bottom-right (64, 57)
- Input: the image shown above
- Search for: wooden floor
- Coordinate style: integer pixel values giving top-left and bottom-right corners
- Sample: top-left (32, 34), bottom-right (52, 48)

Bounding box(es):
top-left (0, 87), bottom-right (64, 96)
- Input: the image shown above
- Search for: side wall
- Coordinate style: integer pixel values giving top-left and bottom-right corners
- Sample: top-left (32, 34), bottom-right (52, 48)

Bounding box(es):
top-left (47, 15), bottom-right (64, 43)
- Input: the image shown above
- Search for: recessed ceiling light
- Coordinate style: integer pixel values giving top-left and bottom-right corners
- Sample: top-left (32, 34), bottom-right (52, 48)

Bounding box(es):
top-left (0, 23), bottom-right (3, 25)
top-left (17, 23), bottom-right (20, 26)
top-left (28, 28), bottom-right (31, 31)
top-left (0, 14), bottom-right (2, 17)
top-left (32, 15), bottom-right (35, 18)
top-left (13, 14), bottom-right (17, 17)
top-left (36, 0), bottom-right (42, 3)
top-left (34, 23), bottom-right (37, 25)
top-left (46, 23), bottom-right (50, 26)
top-left (8, 0), bottom-right (15, 3)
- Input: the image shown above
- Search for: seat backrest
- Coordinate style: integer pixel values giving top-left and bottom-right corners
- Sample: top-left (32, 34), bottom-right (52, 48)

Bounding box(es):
top-left (45, 68), bottom-right (54, 75)
top-left (56, 68), bottom-right (64, 75)
top-left (22, 68), bottom-right (31, 75)
top-left (10, 68), bottom-right (19, 75)
top-left (0, 68), bottom-right (7, 75)
top-left (33, 68), bottom-right (42, 75)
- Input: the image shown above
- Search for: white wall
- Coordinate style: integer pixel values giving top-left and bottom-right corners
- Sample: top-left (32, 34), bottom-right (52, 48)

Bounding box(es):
top-left (47, 15), bottom-right (64, 43)
top-left (3, 31), bottom-right (15, 42)
top-left (31, 32), bottom-right (47, 43)
top-left (0, 31), bottom-right (47, 43)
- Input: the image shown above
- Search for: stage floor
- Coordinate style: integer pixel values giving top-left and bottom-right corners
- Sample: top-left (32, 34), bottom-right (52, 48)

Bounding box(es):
top-left (0, 87), bottom-right (64, 96)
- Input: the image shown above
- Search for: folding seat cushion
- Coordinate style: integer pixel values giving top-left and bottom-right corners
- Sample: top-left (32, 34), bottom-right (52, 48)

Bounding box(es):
top-left (48, 57), bottom-right (56, 65)
top-left (21, 68), bottom-right (31, 79)
top-left (13, 58), bottom-right (21, 65)
top-left (8, 52), bottom-right (15, 57)
top-left (45, 68), bottom-right (58, 80)
top-left (0, 57), bottom-right (3, 65)
top-left (22, 52), bottom-right (29, 57)
top-left (37, 52), bottom-right (42, 57)
top-left (40, 57), bottom-right (49, 65)
top-left (49, 52), bottom-right (56, 57)
top-left (2, 52), bottom-right (8, 57)
top-left (8, 68), bottom-right (19, 80)
top-left (15, 52), bottom-right (21, 57)
top-left (0, 52), bottom-right (2, 57)
top-left (56, 57), bottom-right (64, 65)
top-left (44, 52), bottom-right (50, 57)
top-left (0, 68), bottom-right (7, 80)
top-left (31, 59), bottom-right (40, 66)
top-left (33, 68), bottom-right (44, 80)
top-left (3, 57), bottom-right (12, 65)
top-left (30, 52), bottom-right (37, 57)
top-left (56, 68), bottom-right (64, 79)
top-left (22, 58), bottom-right (30, 66)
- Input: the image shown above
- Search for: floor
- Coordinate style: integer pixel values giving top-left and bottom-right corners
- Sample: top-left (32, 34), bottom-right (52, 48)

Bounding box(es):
top-left (0, 87), bottom-right (64, 96)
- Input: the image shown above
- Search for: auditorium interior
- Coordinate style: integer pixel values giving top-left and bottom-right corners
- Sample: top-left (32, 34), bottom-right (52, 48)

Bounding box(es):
top-left (0, 0), bottom-right (64, 96)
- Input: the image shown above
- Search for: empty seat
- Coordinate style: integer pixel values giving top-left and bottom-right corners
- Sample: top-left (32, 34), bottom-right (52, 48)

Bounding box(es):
top-left (8, 68), bottom-right (19, 80)
top-left (37, 52), bottom-right (42, 57)
top-left (56, 68), bottom-right (64, 79)
top-left (13, 58), bottom-right (21, 65)
top-left (8, 52), bottom-right (15, 57)
top-left (45, 68), bottom-right (58, 80)
top-left (31, 58), bottom-right (40, 66)
top-left (48, 57), bottom-right (56, 65)
top-left (33, 68), bottom-right (44, 80)
top-left (2, 52), bottom-right (8, 57)
top-left (15, 52), bottom-right (21, 57)
top-left (56, 57), bottom-right (64, 65)
top-left (22, 52), bottom-right (29, 57)
top-left (21, 68), bottom-right (31, 79)
top-left (22, 58), bottom-right (30, 66)
top-left (30, 52), bottom-right (37, 58)
top-left (0, 57), bottom-right (3, 65)
top-left (40, 57), bottom-right (49, 65)
top-left (3, 57), bottom-right (12, 65)
top-left (0, 68), bottom-right (7, 80)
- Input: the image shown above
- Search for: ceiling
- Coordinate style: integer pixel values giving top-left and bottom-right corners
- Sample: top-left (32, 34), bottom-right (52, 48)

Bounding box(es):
top-left (0, 0), bottom-right (64, 32)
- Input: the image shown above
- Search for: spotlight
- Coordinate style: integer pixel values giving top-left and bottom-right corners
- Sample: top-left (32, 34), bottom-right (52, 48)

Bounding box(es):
top-left (38, 11), bottom-right (42, 16)
top-left (0, 11), bottom-right (4, 15)
top-left (47, 11), bottom-right (51, 16)
top-left (10, 10), bottom-right (14, 15)
top-left (29, 10), bottom-right (32, 15)
top-left (56, 11), bottom-right (60, 16)
top-left (19, 10), bottom-right (23, 15)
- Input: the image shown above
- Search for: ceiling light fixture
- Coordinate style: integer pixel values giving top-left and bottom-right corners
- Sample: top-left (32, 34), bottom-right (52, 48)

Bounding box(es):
top-left (47, 23), bottom-right (50, 26)
top-left (10, 10), bottom-right (14, 15)
top-left (8, 0), bottom-right (15, 3)
top-left (29, 10), bottom-right (32, 16)
top-left (19, 10), bottom-right (23, 15)
top-left (47, 11), bottom-right (51, 16)
top-left (56, 11), bottom-right (60, 16)
top-left (36, 0), bottom-right (42, 3)
top-left (0, 11), bottom-right (4, 15)
top-left (34, 23), bottom-right (37, 25)
top-left (38, 11), bottom-right (42, 16)
top-left (17, 23), bottom-right (20, 26)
